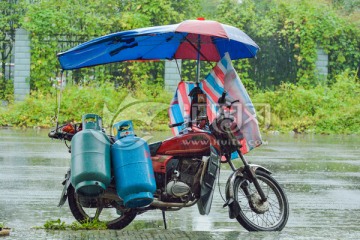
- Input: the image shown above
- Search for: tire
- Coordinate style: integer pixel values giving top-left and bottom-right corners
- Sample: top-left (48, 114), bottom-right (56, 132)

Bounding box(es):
top-left (67, 185), bottom-right (137, 229)
top-left (234, 170), bottom-right (289, 231)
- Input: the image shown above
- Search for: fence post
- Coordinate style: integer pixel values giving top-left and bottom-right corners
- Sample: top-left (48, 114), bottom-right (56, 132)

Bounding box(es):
top-left (315, 47), bottom-right (328, 82)
top-left (164, 60), bottom-right (181, 92)
top-left (14, 28), bottom-right (30, 101)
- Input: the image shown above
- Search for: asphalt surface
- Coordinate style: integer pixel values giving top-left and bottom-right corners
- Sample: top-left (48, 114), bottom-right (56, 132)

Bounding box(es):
top-left (1, 129), bottom-right (360, 239)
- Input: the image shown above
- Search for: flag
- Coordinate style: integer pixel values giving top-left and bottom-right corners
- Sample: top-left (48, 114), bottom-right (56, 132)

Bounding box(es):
top-left (168, 81), bottom-right (195, 135)
top-left (168, 53), bottom-right (262, 154)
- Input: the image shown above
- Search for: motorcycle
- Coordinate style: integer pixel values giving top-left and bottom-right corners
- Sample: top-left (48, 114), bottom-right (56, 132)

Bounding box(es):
top-left (49, 89), bottom-right (289, 231)
top-left (49, 19), bottom-right (289, 231)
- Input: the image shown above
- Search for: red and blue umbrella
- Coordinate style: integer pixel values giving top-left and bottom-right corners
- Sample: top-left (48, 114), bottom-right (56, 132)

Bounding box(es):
top-left (57, 20), bottom-right (262, 154)
top-left (57, 19), bottom-right (259, 70)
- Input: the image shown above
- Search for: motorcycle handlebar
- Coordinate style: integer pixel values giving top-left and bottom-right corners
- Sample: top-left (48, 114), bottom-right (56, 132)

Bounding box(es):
top-left (48, 130), bottom-right (61, 139)
top-left (218, 91), bottom-right (240, 108)
top-left (168, 122), bottom-right (184, 128)
top-left (231, 99), bottom-right (240, 105)
top-left (48, 130), bottom-right (74, 141)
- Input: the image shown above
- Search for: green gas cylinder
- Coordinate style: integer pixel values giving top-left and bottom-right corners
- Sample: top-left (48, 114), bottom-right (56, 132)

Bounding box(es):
top-left (71, 114), bottom-right (111, 196)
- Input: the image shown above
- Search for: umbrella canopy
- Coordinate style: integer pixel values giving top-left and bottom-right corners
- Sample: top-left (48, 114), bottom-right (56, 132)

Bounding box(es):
top-left (57, 19), bottom-right (259, 70)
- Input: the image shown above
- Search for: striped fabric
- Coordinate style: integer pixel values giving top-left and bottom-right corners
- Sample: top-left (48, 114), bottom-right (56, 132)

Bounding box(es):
top-left (168, 81), bottom-right (196, 135)
top-left (168, 53), bottom-right (262, 154)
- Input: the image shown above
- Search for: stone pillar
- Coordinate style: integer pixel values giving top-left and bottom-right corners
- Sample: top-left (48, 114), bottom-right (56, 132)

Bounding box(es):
top-left (315, 47), bottom-right (328, 81)
top-left (164, 60), bottom-right (181, 92)
top-left (14, 28), bottom-right (30, 101)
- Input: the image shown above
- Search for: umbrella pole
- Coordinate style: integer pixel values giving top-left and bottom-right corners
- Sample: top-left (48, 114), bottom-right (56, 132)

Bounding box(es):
top-left (196, 58), bottom-right (200, 83)
top-left (56, 70), bottom-right (65, 131)
top-left (196, 35), bottom-right (201, 84)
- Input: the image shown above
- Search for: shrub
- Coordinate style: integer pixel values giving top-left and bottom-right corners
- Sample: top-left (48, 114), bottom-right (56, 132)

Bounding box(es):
top-left (253, 70), bottom-right (359, 134)
top-left (0, 82), bottom-right (172, 130)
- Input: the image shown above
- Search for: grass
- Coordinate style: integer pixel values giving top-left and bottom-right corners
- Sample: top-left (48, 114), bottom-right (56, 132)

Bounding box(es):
top-left (41, 219), bottom-right (108, 231)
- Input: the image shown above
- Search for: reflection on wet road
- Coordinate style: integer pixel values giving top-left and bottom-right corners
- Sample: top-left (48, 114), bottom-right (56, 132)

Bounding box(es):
top-left (0, 129), bottom-right (359, 239)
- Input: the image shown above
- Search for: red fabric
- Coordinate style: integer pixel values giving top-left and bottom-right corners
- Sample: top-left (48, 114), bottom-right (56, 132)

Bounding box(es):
top-left (176, 20), bottom-right (228, 38)
top-left (174, 34), bottom-right (220, 61)
top-left (213, 65), bottom-right (225, 85)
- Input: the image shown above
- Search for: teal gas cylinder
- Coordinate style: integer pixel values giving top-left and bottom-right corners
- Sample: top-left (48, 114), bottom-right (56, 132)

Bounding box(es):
top-left (71, 114), bottom-right (111, 196)
top-left (111, 120), bottom-right (156, 208)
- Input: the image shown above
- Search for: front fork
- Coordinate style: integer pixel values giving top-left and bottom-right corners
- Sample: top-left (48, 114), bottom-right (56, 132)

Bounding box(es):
top-left (228, 150), bottom-right (268, 201)
top-left (223, 127), bottom-right (267, 205)
top-left (224, 151), bottom-right (271, 219)
top-left (238, 152), bottom-right (268, 202)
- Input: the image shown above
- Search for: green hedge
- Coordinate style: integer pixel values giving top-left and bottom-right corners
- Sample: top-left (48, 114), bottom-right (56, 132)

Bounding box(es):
top-left (1, 70), bottom-right (359, 134)
top-left (0, 82), bottom-right (172, 131)
top-left (253, 70), bottom-right (360, 134)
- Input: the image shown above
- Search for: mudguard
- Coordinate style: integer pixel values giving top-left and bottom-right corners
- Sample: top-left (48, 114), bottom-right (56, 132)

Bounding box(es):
top-left (224, 165), bottom-right (271, 219)
top-left (197, 145), bottom-right (220, 215)
top-left (58, 168), bottom-right (71, 207)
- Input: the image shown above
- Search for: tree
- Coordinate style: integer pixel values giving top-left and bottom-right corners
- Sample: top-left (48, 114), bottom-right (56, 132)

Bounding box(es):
top-left (216, 0), bottom-right (360, 88)
top-left (331, 0), bottom-right (360, 28)
top-left (332, 0), bottom-right (360, 12)
top-left (0, 0), bottom-right (23, 100)
top-left (22, 0), bottom-right (202, 92)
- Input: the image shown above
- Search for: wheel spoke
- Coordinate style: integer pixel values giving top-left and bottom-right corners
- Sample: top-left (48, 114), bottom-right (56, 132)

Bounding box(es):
top-left (234, 171), bottom-right (289, 231)
top-left (67, 185), bottom-right (136, 229)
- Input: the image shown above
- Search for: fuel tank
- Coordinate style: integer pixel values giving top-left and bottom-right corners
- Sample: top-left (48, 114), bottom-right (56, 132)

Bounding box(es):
top-left (71, 114), bottom-right (111, 197)
top-left (111, 120), bottom-right (156, 208)
top-left (156, 131), bottom-right (219, 157)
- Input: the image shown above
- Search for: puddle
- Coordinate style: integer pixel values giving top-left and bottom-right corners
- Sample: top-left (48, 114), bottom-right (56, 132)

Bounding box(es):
top-left (1, 129), bottom-right (360, 239)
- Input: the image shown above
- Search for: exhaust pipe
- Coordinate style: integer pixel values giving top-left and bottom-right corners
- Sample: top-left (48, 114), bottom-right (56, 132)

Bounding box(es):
top-left (150, 199), bottom-right (198, 208)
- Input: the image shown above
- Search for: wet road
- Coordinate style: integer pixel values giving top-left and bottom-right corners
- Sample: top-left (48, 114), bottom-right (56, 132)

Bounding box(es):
top-left (0, 128), bottom-right (360, 239)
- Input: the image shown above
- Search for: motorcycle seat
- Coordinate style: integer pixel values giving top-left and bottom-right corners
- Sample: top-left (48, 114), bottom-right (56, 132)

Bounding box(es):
top-left (149, 141), bottom-right (162, 156)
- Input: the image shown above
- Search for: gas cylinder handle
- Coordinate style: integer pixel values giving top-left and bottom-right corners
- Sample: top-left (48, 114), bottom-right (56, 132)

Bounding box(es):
top-left (82, 113), bottom-right (102, 131)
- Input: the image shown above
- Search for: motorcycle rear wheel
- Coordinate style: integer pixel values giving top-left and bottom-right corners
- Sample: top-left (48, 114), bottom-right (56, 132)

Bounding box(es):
top-left (67, 185), bottom-right (137, 229)
top-left (234, 170), bottom-right (289, 231)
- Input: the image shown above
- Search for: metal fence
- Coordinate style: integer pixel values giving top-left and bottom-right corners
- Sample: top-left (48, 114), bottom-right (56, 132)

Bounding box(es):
top-left (248, 36), bottom-right (298, 89)
top-left (0, 34), bottom-right (15, 81)
top-left (9, 32), bottom-right (307, 92)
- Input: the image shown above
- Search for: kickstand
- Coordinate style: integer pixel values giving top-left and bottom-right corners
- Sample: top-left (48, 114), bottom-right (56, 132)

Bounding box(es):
top-left (162, 210), bottom-right (167, 229)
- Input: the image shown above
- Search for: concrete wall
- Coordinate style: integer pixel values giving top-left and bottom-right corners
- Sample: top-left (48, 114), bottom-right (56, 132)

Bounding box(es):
top-left (13, 28), bottom-right (30, 101)
top-left (316, 47), bottom-right (328, 79)
top-left (164, 60), bottom-right (182, 92)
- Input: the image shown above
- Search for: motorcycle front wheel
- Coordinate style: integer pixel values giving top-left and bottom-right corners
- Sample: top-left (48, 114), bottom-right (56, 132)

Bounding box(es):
top-left (234, 170), bottom-right (289, 231)
top-left (67, 185), bottom-right (137, 229)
